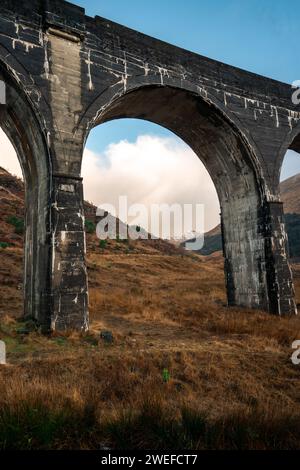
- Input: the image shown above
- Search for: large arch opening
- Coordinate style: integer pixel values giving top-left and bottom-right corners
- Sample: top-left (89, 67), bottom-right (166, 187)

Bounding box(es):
top-left (82, 118), bottom-right (224, 325)
top-left (82, 84), bottom-right (275, 319)
top-left (82, 119), bottom-right (220, 235)
top-left (0, 65), bottom-right (51, 328)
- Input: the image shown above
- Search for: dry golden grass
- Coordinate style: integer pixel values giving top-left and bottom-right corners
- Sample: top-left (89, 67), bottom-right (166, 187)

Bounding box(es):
top-left (0, 245), bottom-right (300, 449)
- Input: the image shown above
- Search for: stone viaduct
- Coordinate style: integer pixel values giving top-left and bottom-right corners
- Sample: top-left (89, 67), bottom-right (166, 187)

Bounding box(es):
top-left (0, 0), bottom-right (299, 331)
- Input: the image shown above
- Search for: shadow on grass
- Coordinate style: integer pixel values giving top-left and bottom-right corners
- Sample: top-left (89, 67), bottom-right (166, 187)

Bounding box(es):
top-left (1, 398), bottom-right (299, 450)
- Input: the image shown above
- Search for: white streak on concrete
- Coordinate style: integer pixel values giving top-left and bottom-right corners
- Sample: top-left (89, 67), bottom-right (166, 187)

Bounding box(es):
top-left (287, 109), bottom-right (300, 130)
top-left (86, 50), bottom-right (94, 91)
top-left (157, 66), bottom-right (169, 85)
top-left (224, 92), bottom-right (232, 106)
top-left (39, 28), bottom-right (44, 46)
top-left (144, 62), bottom-right (150, 76)
top-left (11, 37), bottom-right (39, 53)
top-left (271, 105), bottom-right (279, 128)
top-left (197, 86), bottom-right (208, 99)
top-left (122, 52), bottom-right (128, 91)
top-left (43, 35), bottom-right (50, 79)
top-left (51, 232), bottom-right (56, 273)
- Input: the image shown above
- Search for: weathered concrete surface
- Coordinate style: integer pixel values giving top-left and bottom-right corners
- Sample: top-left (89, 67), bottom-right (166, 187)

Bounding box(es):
top-left (0, 0), bottom-right (299, 330)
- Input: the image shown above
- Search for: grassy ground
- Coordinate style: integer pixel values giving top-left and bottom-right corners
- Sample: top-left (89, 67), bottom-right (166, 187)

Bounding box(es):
top-left (0, 245), bottom-right (300, 449)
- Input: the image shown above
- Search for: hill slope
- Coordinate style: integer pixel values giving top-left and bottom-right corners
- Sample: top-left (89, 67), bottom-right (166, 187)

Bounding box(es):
top-left (0, 166), bottom-right (183, 256)
top-left (187, 174), bottom-right (300, 257)
top-left (280, 173), bottom-right (300, 214)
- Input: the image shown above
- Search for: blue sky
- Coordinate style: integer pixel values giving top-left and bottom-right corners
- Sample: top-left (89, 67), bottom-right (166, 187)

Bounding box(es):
top-left (75, 0), bottom-right (300, 181)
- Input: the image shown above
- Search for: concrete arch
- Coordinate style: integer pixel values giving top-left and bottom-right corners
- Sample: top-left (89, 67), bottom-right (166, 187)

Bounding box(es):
top-left (83, 83), bottom-right (263, 198)
top-left (82, 83), bottom-right (294, 313)
top-left (82, 77), bottom-right (266, 190)
top-left (0, 62), bottom-right (52, 329)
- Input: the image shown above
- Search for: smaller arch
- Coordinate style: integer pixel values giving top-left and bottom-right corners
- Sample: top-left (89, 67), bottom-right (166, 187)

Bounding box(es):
top-left (274, 122), bottom-right (300, 191)
top-left (279, 143), bottom-right (300, 261)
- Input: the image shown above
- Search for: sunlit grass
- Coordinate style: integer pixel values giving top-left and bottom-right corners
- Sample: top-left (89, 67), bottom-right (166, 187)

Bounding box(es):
top-left (0, 244), bottom-right (300, 449)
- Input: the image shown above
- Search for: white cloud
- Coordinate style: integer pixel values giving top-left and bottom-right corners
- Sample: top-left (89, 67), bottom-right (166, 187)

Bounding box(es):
top-left (0, 127), bottom-right (221, 235)
top-left (82, 135), bottom-right (220, 235)
top-left (0, 128), bottom-right (22, 179)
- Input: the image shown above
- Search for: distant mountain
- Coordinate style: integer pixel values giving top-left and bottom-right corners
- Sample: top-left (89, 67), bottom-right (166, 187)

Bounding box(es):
top-left (182, 174), bottom-right (300, 259)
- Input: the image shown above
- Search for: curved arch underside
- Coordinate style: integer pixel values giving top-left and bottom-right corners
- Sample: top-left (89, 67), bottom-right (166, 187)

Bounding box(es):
top-left (96, 86), bottom-right (261, 202)
top-left (0, 65), bottom-right (52, 329)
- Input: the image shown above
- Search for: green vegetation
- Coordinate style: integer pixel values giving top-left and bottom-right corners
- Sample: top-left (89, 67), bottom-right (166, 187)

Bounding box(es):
top-left (7, 216), bottom-right (24, 235)
top-left (99, 239), bottom-right (107, 249)
top-left (85, 219), bottom-right (96, 234)
top-left (162, 368), bottom-right (171, 383)
top-left (0, 242), bottom-right (10, 249)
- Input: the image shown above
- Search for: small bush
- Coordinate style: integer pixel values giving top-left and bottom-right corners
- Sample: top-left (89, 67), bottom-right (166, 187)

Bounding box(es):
top-left (85, 219), bottom-right (96, 234)
top-left (99, 240), bottom-right (107, 249)
top-left (0, 242), bottom-right (9, 249)
top-left (7, 216), bottom-right (24, 235)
